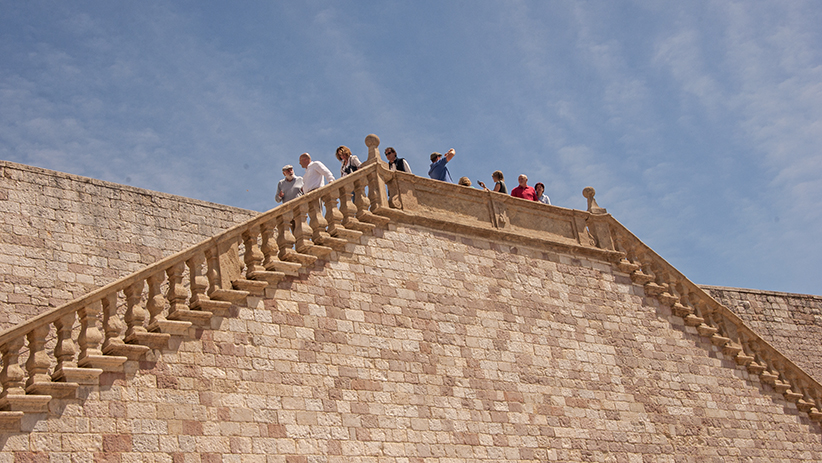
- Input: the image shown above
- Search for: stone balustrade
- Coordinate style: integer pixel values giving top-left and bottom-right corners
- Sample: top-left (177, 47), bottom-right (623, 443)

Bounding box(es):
top-left (2, 132), bottom-right (820, 435)
top-left (0, 142), bottom-right (390, 424)
top-left (609, 219), bottom-right (822, 422)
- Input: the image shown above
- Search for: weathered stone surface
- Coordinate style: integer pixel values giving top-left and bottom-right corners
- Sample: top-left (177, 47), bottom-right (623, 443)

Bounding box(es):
top-left (2, 159), bottom-right (821, 461)
top-left (0, 161), bottom-right (257, 330)
top-left (2, 222), bottom-right (821, 460)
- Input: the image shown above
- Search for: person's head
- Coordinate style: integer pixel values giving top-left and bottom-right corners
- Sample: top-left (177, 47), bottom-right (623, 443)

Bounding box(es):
top-left (518, 174), bottom-right (528, 188)
top-left (458, 177), bottom-right (472, 187)
top-left (385, 147), bottom-right (397, 162)
top-left (535, 182), bottom-right (545, 196)
top-left (282, 164), bottom-right (295, 180)
top-left (430, 152), bottom-right (442, 163)
top-left (335, 146), bottom-right (351, 162)
top-left (492, 170), bottom-right (504, 182)
top-left (299, 153), bottom-right (311, 168)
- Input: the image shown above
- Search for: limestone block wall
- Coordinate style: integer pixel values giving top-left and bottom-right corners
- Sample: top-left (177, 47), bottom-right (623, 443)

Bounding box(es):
top-left (702, 285), bottom-right (822, 384)
top-left (2, 223), bottom-right (820, 461)
top-left (0, 160), bottom-right (257, 331)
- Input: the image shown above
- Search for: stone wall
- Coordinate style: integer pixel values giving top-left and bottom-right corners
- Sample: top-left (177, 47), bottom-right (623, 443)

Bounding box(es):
top-left (2, 223), bottom-right (820, 460)
top-left (0, 160), bottom-right (258, 331)
top-left (702, 285), bottom-right (822, 384)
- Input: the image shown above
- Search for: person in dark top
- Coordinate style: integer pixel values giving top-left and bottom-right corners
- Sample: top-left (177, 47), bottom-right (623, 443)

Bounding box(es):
top-left (478, 170), bottom-right (506, 194)
top-left (385, 147), bottom-right (412, 174)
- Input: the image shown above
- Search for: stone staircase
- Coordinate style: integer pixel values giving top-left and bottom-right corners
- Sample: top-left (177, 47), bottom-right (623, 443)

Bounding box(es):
top-left (2, 133), bottom-right (821, 437)
top-left (0, 135), bottom-right (391, 432)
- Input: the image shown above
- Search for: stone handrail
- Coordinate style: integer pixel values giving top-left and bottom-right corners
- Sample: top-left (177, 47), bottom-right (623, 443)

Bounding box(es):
top-left (605, 214), bottom-right (822, 421)
top-left (0, 135), bottom-right (391, 411)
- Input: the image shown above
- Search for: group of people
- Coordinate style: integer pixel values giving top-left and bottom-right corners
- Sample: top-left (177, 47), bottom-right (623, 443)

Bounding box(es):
top-left (426, 148), bottom-right (551, 205)
top-left (275, 145), bottom-right (413, 204)
top-left (275, 145), bottom-right (550, 206)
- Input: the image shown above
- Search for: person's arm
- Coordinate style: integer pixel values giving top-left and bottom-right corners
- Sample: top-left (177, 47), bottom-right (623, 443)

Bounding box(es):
top-left (493, 182), bottom-right (501, 192)
top-left (275, 181), bottom-right (284, 203)
top-left (402, 159), bottom-right (412, 175)
top-left (444, 148), bottom-right (456, 162)
top-left (320, 162), bottom-right (335, 183)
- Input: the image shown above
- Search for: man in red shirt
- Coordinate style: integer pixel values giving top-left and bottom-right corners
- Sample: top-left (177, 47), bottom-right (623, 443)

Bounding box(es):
top-left (511, 174), bottom-right (537, 201)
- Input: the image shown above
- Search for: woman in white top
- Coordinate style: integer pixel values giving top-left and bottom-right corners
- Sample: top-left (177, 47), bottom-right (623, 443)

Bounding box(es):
top-left (336, 145), bottom-right (361, 177)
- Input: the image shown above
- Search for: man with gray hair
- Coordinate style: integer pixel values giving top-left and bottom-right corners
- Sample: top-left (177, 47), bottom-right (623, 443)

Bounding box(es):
top-left (275, 165), bottom-right (303, 204)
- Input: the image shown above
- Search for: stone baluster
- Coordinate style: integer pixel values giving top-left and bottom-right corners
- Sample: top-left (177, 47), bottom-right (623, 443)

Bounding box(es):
top-left (124, 281), bottom-right (147, 343)
top-left (242, 226), bottom-right (266, 279)
top-left (694, 301), bottom-right (718, 337)
top-left (339, 181), bottom-right (360, 230)
top-left (102, 293), bottom-right (125, 354)
top-left (165, 262), bottom-right (188, 318)
top-left (614, 235), bottom-right (640, 274)
top-left (743, 337), bottom-right (768, 375)
top-left (770, 359), bottom-right (792, 394)
top-left (293, 203), bottom-right (315, 255)
top-left (187, 252), bottom-right (209, 309)
top-left (656, 271), bottom-right (678, 307)
top-left (367, 166), bottom-right (389, 213)
top-left (52, 312), bottom-right (77, 381)
top-left (324, 188), bottom-right (363, 242)
top-left (79, 300), bottom-right (106, 364)
top-left (681, 291), bottom-right (704, 326)
top-left (276, 211), bottom-right (298, 262)
top-left (146, 273), bottom-right (168, 332)
top-left (708, 311), bottom-right (732, 347)
top-left (309, 196), bottom-right (331, 245)
top-left (782, 371), bottom-right (804, 403)
top-left (643, 263), bottom-right (666, 297)
top-left (323, 191), bottom-right (345, 236)
top-left (260, 220), bottom-right (280, 269)
top-left (730, 329), bottom-right (754, 366)
top-left (353, 178), bottom-right (371, 219)
top-left (670, 284), bottom-right (693, 318)
top-left (758, 353), bottom-right (780, 385)
top-left (205, 247), bottom-right (221, 296)
top-left (25, 324), bottom-right (51, 391)
top-left (1, 336), bottom-right (27, 399)
top-left (355, 175), bottom-right (390, 227)
top-left (629, 251), bottom-right (654, 285)
top-left (799, 381), bottom-right (822, 420)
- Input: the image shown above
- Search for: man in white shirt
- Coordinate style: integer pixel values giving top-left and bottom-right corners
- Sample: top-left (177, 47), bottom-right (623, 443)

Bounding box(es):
top-left (299, 152), bottom-right (335, 193)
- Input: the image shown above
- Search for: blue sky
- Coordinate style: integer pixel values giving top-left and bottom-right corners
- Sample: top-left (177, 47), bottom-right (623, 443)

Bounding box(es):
top-left (2, 1), bottom-right (821, 295)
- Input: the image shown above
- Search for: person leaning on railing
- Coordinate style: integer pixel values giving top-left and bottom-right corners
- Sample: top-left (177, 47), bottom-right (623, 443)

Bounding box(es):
top-left (477, 170), bottom-right (506, 194)
top-left (336, 145), bottom-right (361, 177)
top-left (384, 147), bottom-right (412, 174)
top-left (299, 152), bottom-right (335, 193)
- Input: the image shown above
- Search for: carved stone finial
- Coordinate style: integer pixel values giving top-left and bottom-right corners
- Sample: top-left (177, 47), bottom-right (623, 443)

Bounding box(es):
top-left (583, 187), bottom-right (607, 214)
top-left (363, 134), bottom-right (381, 165)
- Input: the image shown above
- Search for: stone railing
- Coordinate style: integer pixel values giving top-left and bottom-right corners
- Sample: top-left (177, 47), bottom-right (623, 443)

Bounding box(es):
top-left (0, 136), bottom-right (391, 425)
top-left (2, 132), bottom-right (819, 433)
top-left (606, 215), bottom-right (822, 422)
top-left (379, 167), bottom-right (822, 423)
